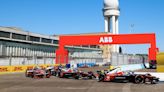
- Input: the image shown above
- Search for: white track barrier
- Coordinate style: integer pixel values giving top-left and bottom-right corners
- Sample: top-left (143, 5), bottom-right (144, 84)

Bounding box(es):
top-left (116, 64), bottom-right (147, 71)
top-left (135, 72), bottom-right (164, 81)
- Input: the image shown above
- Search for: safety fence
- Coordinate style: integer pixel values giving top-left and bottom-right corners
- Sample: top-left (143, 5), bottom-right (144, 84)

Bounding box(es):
top-left (55, 53), bottom-right (148, 67)
top-left (68, 57), bottom-right (104, 67)
top-left (55, 52), bottom-right (104, 67)
top-left (0, 56), bottom-right (55, 66)
top-left (0, 54), bottom-right (147, 67)
top-left (0, 52), bottom-right (148, 74)
top-left (69, 51), bottom-right (103, 66)
top-left (110, 53), bottom-right (148, 66)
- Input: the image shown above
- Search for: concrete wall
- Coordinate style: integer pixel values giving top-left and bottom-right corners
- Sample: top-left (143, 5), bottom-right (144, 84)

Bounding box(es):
top-left (0, 57), bottom-right (54, 66)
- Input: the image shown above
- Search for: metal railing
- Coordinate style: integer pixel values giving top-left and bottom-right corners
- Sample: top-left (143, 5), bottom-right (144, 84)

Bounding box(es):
top-left (110, 53), bottom-right (148, 66)
top-left (0, 56), bottom-right (55, 66)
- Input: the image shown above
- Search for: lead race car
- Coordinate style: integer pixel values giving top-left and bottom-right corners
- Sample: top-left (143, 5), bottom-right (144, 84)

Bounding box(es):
top-left (97, 67), bottom-right (159, 84)
top-left (25, 66), bottom-right (51, 78)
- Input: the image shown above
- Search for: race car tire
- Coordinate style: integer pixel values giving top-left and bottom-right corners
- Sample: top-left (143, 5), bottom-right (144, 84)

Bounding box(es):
top-left (135, 75), bottom-right (144, 84)
top-left (52, 71), bottom-right (56, 76)
top-left (88, 76), bottom-right (92, 79)
top-left (53, 71), bottom-right (56, 76)
top-left (25, 70), bottom-right (29, 77)
top-left (74, 75), bottom-right (79, 79)
top-left (144, 77), bottom-right (151, 84)
top-left (151, 79), bottom-right (158, 84)
top-left (98, 75), bottom-right (104, 82)
top-left (46, 74), bottom-right (50, 78)
top-left (34, 74), bottom-right (38, 79)
top-left (31, 73), bottom-right (34, 78)
top-left (59, 72), bottom-right (64, 78)
top-left (40, 75), bottom-right (44, 78)
top-left (47, 70), bottom-right (52, 76)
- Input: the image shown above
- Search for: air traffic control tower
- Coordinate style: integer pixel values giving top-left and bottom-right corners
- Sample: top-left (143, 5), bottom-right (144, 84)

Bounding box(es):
top-left (103, 0), bottom-right (120, 53)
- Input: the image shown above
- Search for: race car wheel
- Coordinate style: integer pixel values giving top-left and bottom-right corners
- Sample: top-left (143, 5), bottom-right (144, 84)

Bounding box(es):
top-left (34, 74), bottom-right (38, 79)
top-left (135, 75), bottom-right (144, 84)
top-left (46, 74), bottom-right (50, 78)
top-left (40, 75), bottom-right (44, 78)
top-left (151, 79), bottom-right (158, 84)
top-left (88, 76), bottom-right (92, 79)
top-left (52, 71), bottom-right (56, 76)
top-left (98, 75), bottom-right (104, 82)
top-left (31, 73), bottom-right (34, 78)
top-left (47, 70), bottom-right (51, 76)
top-left (47, 70), bottom-right (52, 76)
top-left (25, 70), bottom-right (28, 77)
top-left (53, 71), bottom-right (56, 76)
top-left (74, 74), bottom-right (80, 79)
top-left (144, 78), bottom-right (151, 84)
top-left (59, 72), bottom-right (64, 78)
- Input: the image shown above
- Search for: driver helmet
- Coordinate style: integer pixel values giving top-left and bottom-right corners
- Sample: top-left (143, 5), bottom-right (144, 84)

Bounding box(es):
top-left (34, 66), bottom-right (41, 70)
top-left (109, 65), bottom-right (114, 70)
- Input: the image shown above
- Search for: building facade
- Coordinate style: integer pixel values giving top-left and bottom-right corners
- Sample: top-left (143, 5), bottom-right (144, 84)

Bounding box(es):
top-left (0, 27), bottom-right (102, 66)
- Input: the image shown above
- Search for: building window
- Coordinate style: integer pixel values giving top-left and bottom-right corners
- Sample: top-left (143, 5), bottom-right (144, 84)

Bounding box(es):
top-left (42, 38), bottom-right (52, 43)
top-left (12, 33), bottom-right (26, 40)
top-left (90, 45), bottom-right (97, 48)
top-left (29, 36), bottom-right (40, 42)
top-left (97, 45), bottom-right (100, 48)
top-left (53, 40), bottom-right (59, 44)
top-left (0, 31), bottom-right (10, 38)
top-left (82, 45), bottom-right (89, 47)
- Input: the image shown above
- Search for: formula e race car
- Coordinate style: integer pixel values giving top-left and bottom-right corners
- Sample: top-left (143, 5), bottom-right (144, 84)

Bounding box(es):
top-left (79, 71), bottom-right (96, 79)
top-left (25, 66), bottom-right (50, 78)
top-left (45, 65), bottom-right (65, 76)
top-left (57, 68), bottom-right (80, 79)
top-left (97, 67), bottom-right (159, 84)
top-left (45, 66), bottom-right (57, 76)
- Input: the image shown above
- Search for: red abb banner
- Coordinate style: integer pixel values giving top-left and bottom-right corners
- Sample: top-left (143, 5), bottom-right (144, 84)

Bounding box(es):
top-left (56, 33), bottom-right (158, 64)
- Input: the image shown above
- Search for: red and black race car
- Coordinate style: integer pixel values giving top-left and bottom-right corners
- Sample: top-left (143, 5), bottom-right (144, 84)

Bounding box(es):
top-left (45, 66), bottom-right (57, 76)
top-left (57, 68), bottom-right (80, 79)
top-left (79, 71), bottom-right (96, 79)
top-left (97, 67), bottom-right (159, 84)
top-left (56, 66), bottom-right (97, 80)
top-left (25, 66), bottom-right (50, 78)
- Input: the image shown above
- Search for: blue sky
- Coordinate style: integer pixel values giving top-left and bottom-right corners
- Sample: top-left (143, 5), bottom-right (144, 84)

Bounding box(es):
top-left (0, 0), bottom-right (164, 54)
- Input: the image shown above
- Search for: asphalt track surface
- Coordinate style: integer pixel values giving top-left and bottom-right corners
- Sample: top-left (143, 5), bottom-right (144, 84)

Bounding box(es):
top-left (0, 68), bottom-right (164, 92)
